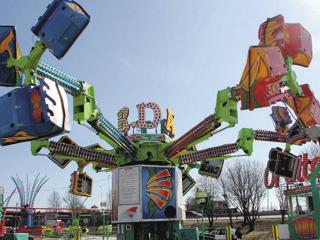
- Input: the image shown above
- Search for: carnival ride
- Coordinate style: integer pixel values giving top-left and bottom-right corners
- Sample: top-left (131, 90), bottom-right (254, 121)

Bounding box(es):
top-left (0, 0), bottom-right (320, 239)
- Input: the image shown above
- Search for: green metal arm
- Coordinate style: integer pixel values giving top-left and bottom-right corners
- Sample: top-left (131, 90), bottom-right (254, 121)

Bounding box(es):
top-left (191, 87), bottom-right (239, 149)
top-left (215, 87), bottom-right (239, 127)
top-left (36, 61), bottom-right (137, 156)
top-left (7, 40), bottom-right (47, 86)
top-left (6, 39), bottom-right (136, 156)
top-left (237, 128), bottom-right (254, 156)
top-left (281, 56), bottom-right (303, 97)
top-left (31, 139), bottom-right (118, 171)
top-left (166, 87), bottom-right (239, 158)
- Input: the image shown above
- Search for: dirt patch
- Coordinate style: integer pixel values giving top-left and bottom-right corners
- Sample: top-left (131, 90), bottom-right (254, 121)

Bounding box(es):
top-left (242, 231), bottom-right (274, 240)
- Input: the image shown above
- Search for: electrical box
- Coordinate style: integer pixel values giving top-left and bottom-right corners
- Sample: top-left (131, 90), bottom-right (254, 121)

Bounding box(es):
top-left (0, 26), bottom-right (20, 86)
top-left (70, 171), bottom-right (92, 197)
top-left (31, 0), bottom-right (90, 59)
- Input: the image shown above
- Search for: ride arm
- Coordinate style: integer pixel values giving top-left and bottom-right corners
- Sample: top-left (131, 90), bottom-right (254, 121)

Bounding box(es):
top-left (281, 57), bottom-right (302, 97)
top-left (7, 40), bottom-right (47, 86)
top-left (179, 128), bottom-right (287, 165)
top-left (36, 61), bottom-right (137, 157)
top-left (31, 137), bottom-right (118, 171)
top-left (165, 87), bottom-right (239, 158)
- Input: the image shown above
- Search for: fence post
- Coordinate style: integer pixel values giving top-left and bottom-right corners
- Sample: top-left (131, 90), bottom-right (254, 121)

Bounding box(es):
top-left (272, 224), bottom-right (279, 240)
top-left (226, 225), bottom-right (233, 240)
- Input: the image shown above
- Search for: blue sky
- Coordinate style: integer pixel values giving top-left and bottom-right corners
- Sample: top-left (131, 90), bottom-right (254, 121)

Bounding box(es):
top-left (0, 0), bottom-right (320, 209)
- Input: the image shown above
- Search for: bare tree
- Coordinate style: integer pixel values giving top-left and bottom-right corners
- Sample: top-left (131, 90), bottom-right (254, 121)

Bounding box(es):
top-left (196, 176), bottom-right (220, 228)
top-left (63, 192), bottom-right (87, 218)
top-left (301, 142), bottom-right (320, 158)
top-left (48, 191), bottom-right (62, 210)
top-left (186, 195), bottom-right (197, 212)
top-left (220, 160), bottom-right (266, 232)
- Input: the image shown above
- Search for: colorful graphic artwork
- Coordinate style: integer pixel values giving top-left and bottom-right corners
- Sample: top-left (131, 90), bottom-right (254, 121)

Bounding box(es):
top-left (124, 206), bottom-right (138, 218)
top-left (142, 166), bottom-right (176, 219)
top-left (118, 205), bottom-right (141, 222)
top-left (293, 216), bottom-right (317, 238)
top-left (0, 26), bottom-right (21, 86)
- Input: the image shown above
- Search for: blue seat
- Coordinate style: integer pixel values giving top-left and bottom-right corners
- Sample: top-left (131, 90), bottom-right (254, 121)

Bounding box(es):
top-left (0, 26), bottom-right (20, 86)
top-left (31, 0), bottom-right (90, 59)
top-left (0, 78), bottom-right (70, 145)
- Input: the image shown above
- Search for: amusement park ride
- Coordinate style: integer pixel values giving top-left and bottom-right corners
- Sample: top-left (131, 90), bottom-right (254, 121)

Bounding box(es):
top-left (0, 0), bottom-right (320, 239)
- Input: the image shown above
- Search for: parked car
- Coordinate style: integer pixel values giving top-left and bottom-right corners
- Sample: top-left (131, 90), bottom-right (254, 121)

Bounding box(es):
top-left (199, 227), bottom-right (235, 240)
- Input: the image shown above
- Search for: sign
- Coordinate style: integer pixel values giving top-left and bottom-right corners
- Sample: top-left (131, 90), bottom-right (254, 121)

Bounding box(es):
top-left (182, 172), bottom-right (195, 195)
top-left (117, 102), bottom-right (175, 136)
top-left (117, 107), bottom-right (130, 136)
top-left (132, 102), bottom-right (162, 129)
top-left (118, 205), bottom-right (141, 222)
top-left (118, 166), bottom-right (140, 205)
top-left (142, 166), bottom-right (176, 219)
top-left (196, 191), bottom-right (208, 205)
top-left (100, 202), bottom-right (107, 207)
top-left (112, 165), bottom-right (184, 223)
top-left (164, 108), bottom-right (175, 138)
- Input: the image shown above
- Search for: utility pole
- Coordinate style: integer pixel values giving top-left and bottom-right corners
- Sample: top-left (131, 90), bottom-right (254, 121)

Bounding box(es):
top-left (196, 190), bottom-right (208, 240)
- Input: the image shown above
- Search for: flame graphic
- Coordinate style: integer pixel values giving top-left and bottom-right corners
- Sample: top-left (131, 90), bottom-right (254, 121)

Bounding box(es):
top-left (146, 169), bottom-right (173, 209)
top-left (123, 206), bottom-right (138, 218)
top-left (293, 216), bottom-right (317, 238)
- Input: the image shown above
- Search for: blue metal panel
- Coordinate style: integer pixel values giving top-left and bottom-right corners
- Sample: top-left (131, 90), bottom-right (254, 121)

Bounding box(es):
top-left (0, 79), bottom-right (69, 145)
top-left (0, 26), bottom-right (20, 86)
top-left (31, 0), bottom-right (90, 59)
